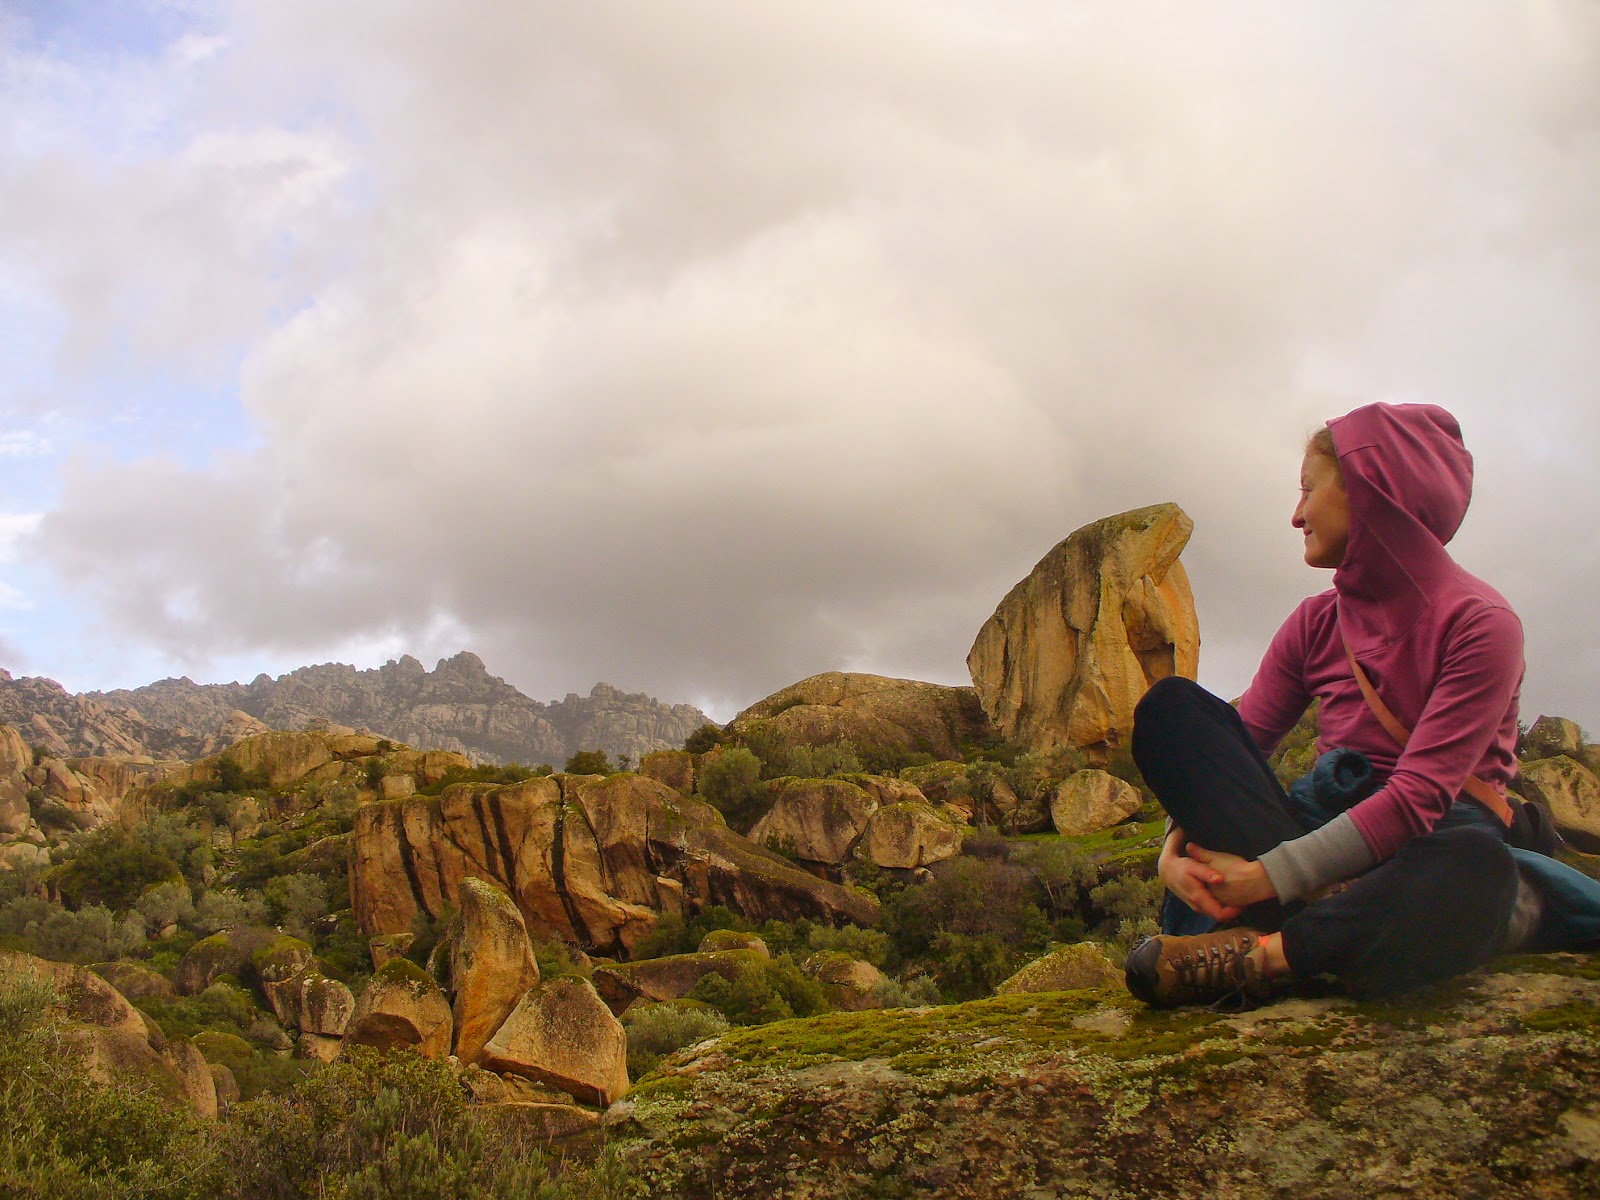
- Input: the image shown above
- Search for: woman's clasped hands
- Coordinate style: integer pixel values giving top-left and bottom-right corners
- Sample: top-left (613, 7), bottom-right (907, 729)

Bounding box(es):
top-left (1157, 828), bottom-right (1278, 921)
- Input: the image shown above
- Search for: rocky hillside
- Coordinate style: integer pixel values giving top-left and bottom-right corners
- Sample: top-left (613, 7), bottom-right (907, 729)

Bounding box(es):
top-left (0, 652), bottom-right (709, 766)
top-left (613, 956), bottom-right (1600, 1198)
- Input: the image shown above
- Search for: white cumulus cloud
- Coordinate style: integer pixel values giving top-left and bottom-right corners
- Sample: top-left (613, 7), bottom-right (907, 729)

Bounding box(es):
top-left (9, 0), bottom-right (1600, 722)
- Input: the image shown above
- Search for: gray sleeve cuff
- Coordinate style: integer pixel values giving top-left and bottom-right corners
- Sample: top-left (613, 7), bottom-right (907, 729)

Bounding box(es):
top-left (1258, 813), bottom-right (1377, 903)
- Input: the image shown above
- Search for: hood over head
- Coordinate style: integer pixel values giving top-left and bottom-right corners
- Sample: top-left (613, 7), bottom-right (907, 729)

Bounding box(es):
top-left (1327, 402), bottom-right (1474, 653)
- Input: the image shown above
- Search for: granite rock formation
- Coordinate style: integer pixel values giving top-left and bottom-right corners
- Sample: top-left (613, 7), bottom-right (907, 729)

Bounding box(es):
top-left (612, 957), bottom-right (1600, 1198)
top-left (349, 773), bottom-right (880, 955)
top-left (967, 502), bottom-right (1200, 755)
top-left (728, 672), bottom-right (995, 767)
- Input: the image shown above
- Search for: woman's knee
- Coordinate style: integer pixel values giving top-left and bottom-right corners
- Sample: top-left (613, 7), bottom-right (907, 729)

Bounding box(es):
top-left (1406, 825), bottom-right (1519, 913)
top-left (1133, 676), bottom-right (1208, 733)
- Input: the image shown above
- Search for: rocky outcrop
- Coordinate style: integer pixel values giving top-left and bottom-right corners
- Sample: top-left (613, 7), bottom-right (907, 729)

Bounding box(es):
top-left (344, 959), bottom-right (453, 1059)
top-left (449, 877), bottom-right (542, 1064)
top-left (995, 942), bottom-right (1124, 995)
top-left (592, 950), bottom-right (762, 1015)
top-left (175, 927), bottom-right (279, 996)
top-left (0, 723), bottom-right (184, 852)
top-left (349, 773), bottom-right (878, 956)
top-left (1050, 769), bottom-right (1144, 836)
top-left (612, 957), bottom-right (1600, 1198)
top-left (639, 750), bottom-right (695, 794)
top-left (0, 950), bottom-right (217, 1119)
top-left (1, 949), bottom-right (147, 1039)
top-left (802, 951), bottom-right (887, 1011)
top-left (1523, 715), bottom-right (1586, 762)
top-left (699, 930), bottom-right (769, 955)
top-left (0, 723), bottom-right (33, 836)
top-left (729, 673), bottom-right (995, 767)
top-left (79, 654), bottom-right (709, 767)
top-left (858, 801), bottom-right (964, 870)
top-left (481, 976), bottom-right (629, 1106)
top-left (0, 668), bottom-right (251, 761)
top-left (749, 778), bottom-right (879, 867)
top-left (967, 503), bottom-right (1200, 755)
top-left (1517, 756), bottom-right (1600, 853)
top-left (91, 960), bottom-right (175, 1001)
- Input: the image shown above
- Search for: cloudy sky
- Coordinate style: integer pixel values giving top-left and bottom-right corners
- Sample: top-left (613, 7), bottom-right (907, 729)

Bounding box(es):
top-left (1, 1), bottom-right (1596, 724)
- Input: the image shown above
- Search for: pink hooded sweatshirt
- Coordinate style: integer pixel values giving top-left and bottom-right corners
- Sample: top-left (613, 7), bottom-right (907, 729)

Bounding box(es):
top-left (1241, 402), bottom-right (1525, 903)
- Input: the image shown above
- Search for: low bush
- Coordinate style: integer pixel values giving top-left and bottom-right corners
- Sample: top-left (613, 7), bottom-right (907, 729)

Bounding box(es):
top-left (0, 974), bottom-right (217, 1198)
top-left (689, 954), bottom-right (829, 1026)
top-left (625, 1003), bottom-right (729, 1077)
top-left (696, 749), bottom-right (766, 829)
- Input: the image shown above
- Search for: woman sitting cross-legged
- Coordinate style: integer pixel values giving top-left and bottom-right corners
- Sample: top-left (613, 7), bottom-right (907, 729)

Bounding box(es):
top-left (1124, 402), bottom-right (1600, 1008)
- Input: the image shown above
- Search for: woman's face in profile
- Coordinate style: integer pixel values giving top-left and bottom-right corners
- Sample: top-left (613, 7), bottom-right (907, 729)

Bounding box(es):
top-left (1293, 452), bottom-right (1350, 569)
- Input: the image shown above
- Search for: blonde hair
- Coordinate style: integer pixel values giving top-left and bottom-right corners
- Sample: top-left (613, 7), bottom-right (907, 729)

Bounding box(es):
top-left (1305, 427), bottom-right (1339, 474)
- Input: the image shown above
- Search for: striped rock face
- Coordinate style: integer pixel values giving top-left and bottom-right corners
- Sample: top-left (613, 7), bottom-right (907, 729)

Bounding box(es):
top-left (349, 772), bottom-right (879, 957)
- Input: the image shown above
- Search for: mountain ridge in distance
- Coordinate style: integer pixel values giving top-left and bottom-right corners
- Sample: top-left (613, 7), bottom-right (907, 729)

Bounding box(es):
top-left (0, 651), bottom-right (710, 767)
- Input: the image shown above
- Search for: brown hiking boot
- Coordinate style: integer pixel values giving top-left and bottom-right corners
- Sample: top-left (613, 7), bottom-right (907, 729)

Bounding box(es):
top-left (1124, 928), bottom-right (1272, 1009)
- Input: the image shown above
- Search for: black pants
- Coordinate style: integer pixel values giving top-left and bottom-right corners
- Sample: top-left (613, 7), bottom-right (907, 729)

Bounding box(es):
top-left (1131, 676), bottom-right (1519, 998)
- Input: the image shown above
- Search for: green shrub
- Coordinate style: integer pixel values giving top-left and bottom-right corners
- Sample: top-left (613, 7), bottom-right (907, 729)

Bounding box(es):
top-left (625, 1003), bottom-right (729, 1077)
top-left (563, 750), bottom-right (613, 776)
top-left (315, 910), bottom-right (373, 982)
top-left (881, 855), bottom-right (1047, 966)
top-left (216, 1046), bottom-right (631, 1200)
top-left (2, 899), bottom-right (145, 964)
top-left (696, 749), bottom-right (766, 829)
top-left (1011, 841), bottom-right (1098, 922)
top-left (1088, 873), bottom-right (1163, 953)
top-left (0, 974), bottom-right (218, 1198)
top-left (632, 905), bottom-right (749, 960)
top-left (263, 873), bottom-right (329, 943)
top-left (805, 923), bottom-right (890, 968)
top-left (683, 724), bottom-right (725, 754)
top-left (53, 826), bottom-right (183, 912)
top-left (136, 880), bottom-right (196, 937)
top-left (533, 939), bottom-right (592, 982)
top-left (191, 889), bottom-right (269, 935)
top-left (927, 932), bottom-right (1020, 1001)
top-left (689, 955), bottom-right (829, 1026)
top-left (135, 981), bottom-right (259, 1041)
top-left (778, 741), bottom-right (863, 779)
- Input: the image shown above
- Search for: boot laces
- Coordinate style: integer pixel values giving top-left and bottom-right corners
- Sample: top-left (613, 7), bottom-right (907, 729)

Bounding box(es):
top-left (1172, 933), bottom-right (1261, 1004)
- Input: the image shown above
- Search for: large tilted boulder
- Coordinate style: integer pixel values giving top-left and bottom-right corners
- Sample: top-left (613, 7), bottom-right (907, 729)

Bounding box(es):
top-left (450, 877), bottom-right (542, 1064)
top-left (481, 976), bottom-right (629, 1105)
top-left (728, 673), bottom-right (996, 766)
top-left (253, 936), bottom-right (317, 1019)
top-left (858, 801), bottom-right (965, 869)
top-left (1050, 770), bottom-right (1144, 836)
top-left (1517, 756), bottom-right (1600, 853)
top-left (968, 503), bottom-right (1200, 755)
top-left (750, 779), bottom-right (879, 866)
top-left (344, 959), bottom-right (453, 1060)
top-left (350, 773), bottom-right (878, 955)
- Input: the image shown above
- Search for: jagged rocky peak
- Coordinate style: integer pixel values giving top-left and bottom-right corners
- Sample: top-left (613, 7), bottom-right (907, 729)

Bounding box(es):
top-left (0, 654), bottom-right (710, 767)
